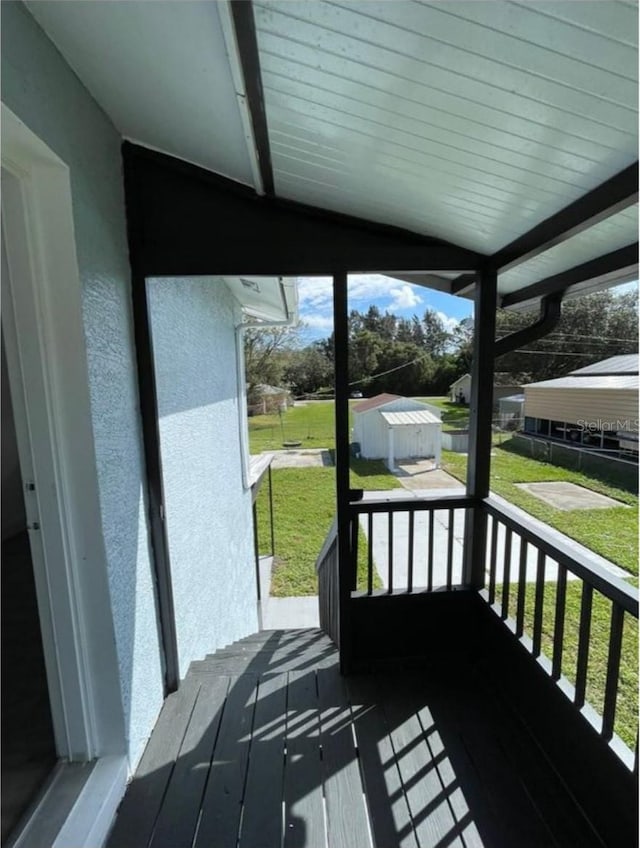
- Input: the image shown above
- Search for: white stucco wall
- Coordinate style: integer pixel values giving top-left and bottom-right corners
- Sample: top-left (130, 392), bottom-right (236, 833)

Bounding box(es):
top-left (148, 277), bottom-right (258, 678)
top-left (2, 2), bottom-right (164, 768)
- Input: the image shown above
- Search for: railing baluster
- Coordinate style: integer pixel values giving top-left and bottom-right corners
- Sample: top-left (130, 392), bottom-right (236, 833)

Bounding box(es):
top-left (388, 511), bottom-right (394, 594)
top-left (367, 512), bottom-right (373, 596)
top-left (350, 515), bottom-right (359, 590)
top-left (501, 527), bottom-right (512, 620)
top-left (427, 510), bottom-right (434, 592)
top-left (532, 550), bottom-right (546, 657)
top-left (575, 583), bottom-right (593, 709)
top-left (446, 508), bottom-right (454, 590)
top-left (552, 564), bottom-right (567, 681)
top-left (515, 539), bottom-right (528, 638)
top-left (488, 516), bottom-right (498, 605)
top-left (602, 604), bottom-right (625, 742)
top-left (407, 510), bottom-right (414, 593)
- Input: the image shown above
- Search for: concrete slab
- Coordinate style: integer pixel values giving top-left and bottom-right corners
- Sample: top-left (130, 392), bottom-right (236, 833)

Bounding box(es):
top-left (514, 482), bottom-right (628, 511)
top-left (393, 459), bottom-right (464, 491)
top-left (270, 448), bottom-right (334, 469)
top-left (261, 596), bottom-right (320, 629)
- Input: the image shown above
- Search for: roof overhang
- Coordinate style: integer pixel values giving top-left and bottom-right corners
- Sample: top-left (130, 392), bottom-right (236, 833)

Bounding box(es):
top-left (25, 0), bottom-right (639, 310)
top-left (224, 275), bottom-right (298, 323)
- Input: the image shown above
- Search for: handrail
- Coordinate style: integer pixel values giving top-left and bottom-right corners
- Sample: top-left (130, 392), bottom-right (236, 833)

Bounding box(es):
top-left (350, 494), bottom-right (473, 515)
top-left (315, 517), bottom-right (338, 573)
top-left (483, 496), bottom-right (638, 617)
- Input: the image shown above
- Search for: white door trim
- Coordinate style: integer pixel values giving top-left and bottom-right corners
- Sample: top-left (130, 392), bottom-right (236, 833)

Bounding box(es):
top-left (1, 104), bottom-right (126, 765)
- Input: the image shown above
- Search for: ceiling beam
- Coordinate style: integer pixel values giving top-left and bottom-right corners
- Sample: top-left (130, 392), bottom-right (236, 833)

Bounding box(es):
top-left (500, 243), bottom-right (638, 309)
top-left (227, 0), bottom-right (274, 196)
top-left (490, 163), bottom-right (638, 274)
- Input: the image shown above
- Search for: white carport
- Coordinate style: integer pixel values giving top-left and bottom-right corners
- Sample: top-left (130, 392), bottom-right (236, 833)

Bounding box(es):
top-left (380, 410), bottom-right (442, 471)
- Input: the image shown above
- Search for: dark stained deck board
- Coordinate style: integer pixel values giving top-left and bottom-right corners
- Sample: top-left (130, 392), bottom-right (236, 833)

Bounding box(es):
top-left (377, 675), bottom-right (466, 848)
top-left (106, 676), bottom-right (200, 848)
top-left (238, 673), bottom-right (288, 848)
top-left (108, 631), bottom-right (612, 848)
top-left (192, 674), bottom-right (257, 848)
top-left (283, 669), bottom-right (326, 848)
top-left (346, 675), bottom-right (419, 848)
top-left (149, 675), bottom-right (231, 848)
top-left (316, 665), bottom-right (372, 848)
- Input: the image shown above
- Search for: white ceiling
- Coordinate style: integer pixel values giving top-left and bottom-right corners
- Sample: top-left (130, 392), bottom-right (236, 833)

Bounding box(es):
top-left (23, 0), bottom-right (638, 302)
top-left (26, 0), bottom-right (255, 185)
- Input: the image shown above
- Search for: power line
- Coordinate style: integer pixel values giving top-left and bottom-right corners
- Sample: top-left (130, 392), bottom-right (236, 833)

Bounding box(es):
top-left (348, 350), bottom-right (432, 385)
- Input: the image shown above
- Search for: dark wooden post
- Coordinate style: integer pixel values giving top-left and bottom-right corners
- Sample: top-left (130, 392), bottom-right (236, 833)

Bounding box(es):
top-left (462, 267), bottom-right (497, 588)
top-left (333, 271), bottom-right (353, 673)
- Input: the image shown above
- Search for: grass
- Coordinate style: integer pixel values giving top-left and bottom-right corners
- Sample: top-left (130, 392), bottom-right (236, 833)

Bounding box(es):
top-left (249, 401), bottom-right (337, 452)
top-left (493, 579), bottom-right (638, 750)
top-left (417, 396), bottom-right (470, 430)
top-left (256, 461), bottom-right (400, 597)
top-left (442, 442), bottom-right (638, 575)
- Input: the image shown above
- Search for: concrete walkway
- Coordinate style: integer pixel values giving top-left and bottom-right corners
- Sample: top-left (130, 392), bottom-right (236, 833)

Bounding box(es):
top-left (359, 489), bottom-right (630, 590)
top-left (258, 555), bottom-right (320, 629)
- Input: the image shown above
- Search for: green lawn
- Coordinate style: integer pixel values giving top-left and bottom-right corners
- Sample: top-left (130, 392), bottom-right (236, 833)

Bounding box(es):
top-left (249, 400), bottom-right (337, 452)
top-left (491, 579), bottom-right (638, 750)
top-left (441, 443), bottom-right (638, 575)
top-left (255, 462), bottom-right (399, 596)
top-left (417, 396), bottom-right (470, 430)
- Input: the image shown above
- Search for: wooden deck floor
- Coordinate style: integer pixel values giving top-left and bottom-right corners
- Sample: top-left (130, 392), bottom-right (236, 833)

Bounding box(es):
top-left (107, 629), bottom-right (604, 848)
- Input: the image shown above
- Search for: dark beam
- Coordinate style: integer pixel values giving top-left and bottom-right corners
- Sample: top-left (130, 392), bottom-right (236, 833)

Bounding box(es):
top-left (501, 243), bottom-right (638, 308)
top-left (384, 272), bottom-right (460, 293)
top-left (122, 142), bottom-right (481, 276)
top-left (333, 272), bottom-right (353, 674)
top-left (451, 272), bottom-right (477, 295)
top-left (130, 273), bottom-right (180, 695)
top-left (494, 293), bottom-right (564, 359)
top-left (462, 269), bottom-right (497, 589)
top-left (490, 163), bottom-right (638, 274)
top-left (229, 1), bottom-right (274, 196)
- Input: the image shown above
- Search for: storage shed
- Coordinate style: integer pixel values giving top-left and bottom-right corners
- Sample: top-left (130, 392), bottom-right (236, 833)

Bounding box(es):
top-left (498, 394), bottom-right (525, 429)
top-left (352, 394), bottom-right (442, 469)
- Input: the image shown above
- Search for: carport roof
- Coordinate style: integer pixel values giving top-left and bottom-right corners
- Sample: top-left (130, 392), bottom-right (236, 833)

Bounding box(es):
top-left (26, 0), bottom-right (638, 307)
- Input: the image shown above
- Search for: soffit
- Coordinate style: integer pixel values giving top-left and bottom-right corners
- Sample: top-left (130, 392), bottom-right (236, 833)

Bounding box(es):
top-left (253, 0), bottom-right (638, 256)
top-left (25, 0), bottom-right (255, 185)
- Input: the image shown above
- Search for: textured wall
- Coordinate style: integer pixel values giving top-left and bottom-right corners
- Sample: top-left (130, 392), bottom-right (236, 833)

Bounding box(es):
top-left (148, 278), bottom-right (258, 677)
top-left (2, 1), bottom-right (164, 768)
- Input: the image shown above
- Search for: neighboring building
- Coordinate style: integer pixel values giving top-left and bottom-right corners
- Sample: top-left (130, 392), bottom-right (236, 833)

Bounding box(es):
top-left (352, 394), bottom-right (442, 469)
top-left (449, 373), bottom-right (525, 407)
top-left (248, 384), bottom-right (293, 416)
top-left (523, 355), bottom-right (639, 456)
top-left (449, 373), bottom-right (471, 404)
top-left (499, 394), bottom-right (525, 429)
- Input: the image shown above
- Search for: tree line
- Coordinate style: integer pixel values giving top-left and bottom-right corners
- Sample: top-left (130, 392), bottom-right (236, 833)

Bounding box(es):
top-left (244, 290), bottom-right (637, 403)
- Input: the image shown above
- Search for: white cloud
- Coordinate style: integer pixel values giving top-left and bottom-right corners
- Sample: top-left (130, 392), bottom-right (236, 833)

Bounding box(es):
top-left (300, 313), bottom-right (334, 331)
top-left (388, 284), bottom-right (422, 311)
top-left (434, 310), bottom-right (459, 333)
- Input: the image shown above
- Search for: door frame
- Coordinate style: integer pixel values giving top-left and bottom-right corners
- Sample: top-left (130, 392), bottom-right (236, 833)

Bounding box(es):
top-left (2, 104), bottom-right (127, 846)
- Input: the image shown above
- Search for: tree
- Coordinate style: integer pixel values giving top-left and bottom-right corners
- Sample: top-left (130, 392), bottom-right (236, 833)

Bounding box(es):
top-left (243, 325), bottom-right (300, 403)
top-left (283, 346), bottom-right (333, 395)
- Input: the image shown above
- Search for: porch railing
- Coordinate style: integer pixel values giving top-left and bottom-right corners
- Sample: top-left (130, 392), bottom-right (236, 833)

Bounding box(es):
top-left (483, 495), bottom-right (638, 766)
top-left (348, 495), bottom-right (471, 594)
top-left (318, 491), bottom-right (638, 768)
top-left (316, 518), bottom-right (339, 646)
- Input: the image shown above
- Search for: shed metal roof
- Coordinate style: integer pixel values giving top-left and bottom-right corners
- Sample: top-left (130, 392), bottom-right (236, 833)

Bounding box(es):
top-left (570, 354), bottom-right (639, 376)
top-left (381, 411), bottom-right (441, 427)
top-left (352, 393), bottom-right (402, 413)
top-left (526, 375), bottom-right (639, 391)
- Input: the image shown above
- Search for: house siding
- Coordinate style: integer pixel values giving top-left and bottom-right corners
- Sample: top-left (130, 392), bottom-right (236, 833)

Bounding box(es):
top-left (2, 1), bottom-right (164, 768)
top-left (525, 387), bottom-right (639, 433)
top-left (147, 278), bottom-right (258, 679)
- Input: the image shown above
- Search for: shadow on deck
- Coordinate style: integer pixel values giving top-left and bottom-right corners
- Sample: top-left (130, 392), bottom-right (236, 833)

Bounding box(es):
top-left (106, 628), bottom-right (611, 848)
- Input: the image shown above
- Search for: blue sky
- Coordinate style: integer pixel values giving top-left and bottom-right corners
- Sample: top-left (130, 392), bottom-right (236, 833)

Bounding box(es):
top-left (296, 274), bottom-right (473, 343)
top-left (296, 275), bottom-right (638, 344)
